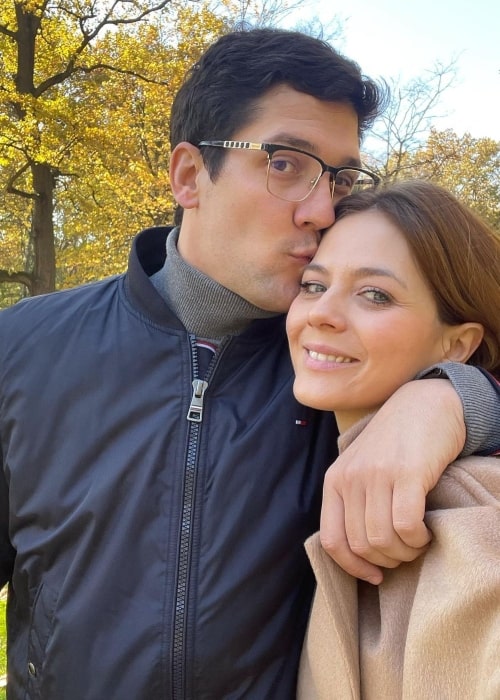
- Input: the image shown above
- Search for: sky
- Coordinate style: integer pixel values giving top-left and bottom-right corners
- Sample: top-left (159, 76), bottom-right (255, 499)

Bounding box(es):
top-left (286, 0), bottom-right (500, 141)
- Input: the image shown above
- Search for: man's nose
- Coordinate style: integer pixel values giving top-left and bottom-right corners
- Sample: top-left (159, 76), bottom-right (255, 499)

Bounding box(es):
top-left (294, 173), bottom-right (335, 231)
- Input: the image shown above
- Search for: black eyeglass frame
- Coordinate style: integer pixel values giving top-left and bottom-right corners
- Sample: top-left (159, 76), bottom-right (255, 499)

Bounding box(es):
top-left (197, 140), bottom-right (380, 201)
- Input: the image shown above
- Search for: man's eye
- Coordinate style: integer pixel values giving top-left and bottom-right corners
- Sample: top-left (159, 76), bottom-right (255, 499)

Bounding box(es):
top-left (270, 154), bottom-right (300, 175)
top-left (299, 281), bottom-right (326, 295)
top-left (334, 170), bottom-right (357, 194)
top-left (335, 173), bottom-right (355, 189)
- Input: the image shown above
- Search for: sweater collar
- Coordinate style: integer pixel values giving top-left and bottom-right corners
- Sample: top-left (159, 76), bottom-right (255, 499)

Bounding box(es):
top-left (150, 227), bottom-right (277, 340)
top-left (124, 226), bottom-right (284, 341)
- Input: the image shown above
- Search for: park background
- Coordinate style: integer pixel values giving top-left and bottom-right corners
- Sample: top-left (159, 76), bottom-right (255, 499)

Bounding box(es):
top-left (0, 0), bottom-right (499, 310)
top-left (0, 0), bottom-right (499, 695)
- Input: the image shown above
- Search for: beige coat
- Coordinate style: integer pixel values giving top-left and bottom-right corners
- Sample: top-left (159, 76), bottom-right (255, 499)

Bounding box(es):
top-left (298, 419), bottom-right (500, 700)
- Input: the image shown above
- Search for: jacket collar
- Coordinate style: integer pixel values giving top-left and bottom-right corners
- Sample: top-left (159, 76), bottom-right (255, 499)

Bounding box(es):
top-left (124, 226), bottom-right (185, 330)
top-left (123, 226), bottom-right (287, 343)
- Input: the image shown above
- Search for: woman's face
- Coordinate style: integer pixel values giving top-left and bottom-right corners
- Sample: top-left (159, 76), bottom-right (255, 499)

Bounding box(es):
top-left (286, 209), bottom-right (456, 431)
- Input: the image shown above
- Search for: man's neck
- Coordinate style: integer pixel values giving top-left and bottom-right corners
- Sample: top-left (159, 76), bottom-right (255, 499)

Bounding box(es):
top-left (149, 228), bottom-right (278, 340)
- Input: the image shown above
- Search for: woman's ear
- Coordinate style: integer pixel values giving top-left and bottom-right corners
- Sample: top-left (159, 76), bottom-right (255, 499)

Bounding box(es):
top-left (169, 142), bottom-right (204, 210)
top-left (443, 322), bottom-right (484, 363)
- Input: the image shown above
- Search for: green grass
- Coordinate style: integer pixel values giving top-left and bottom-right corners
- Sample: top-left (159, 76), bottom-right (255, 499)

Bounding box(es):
top-left (0, 587), bottom-right (6, 700)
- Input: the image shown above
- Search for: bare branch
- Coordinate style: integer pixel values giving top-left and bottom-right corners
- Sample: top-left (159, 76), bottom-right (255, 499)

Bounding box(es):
top-left (367, 59), bottom-right (459, 181)
top-left (94, 0), bottom-right (175, 28)
top-left (78, 62), bottom-right (170, 84)
top-left (219, 0), bottom-right (313, 29)
top-left (6, 163), bottom-right (36, 200)
top-left (34, 0), bottom-right (174, 96)
top-left (0, 270), bottom-right (33, 288)
top-left (0, 24), bottom-right (17, 39)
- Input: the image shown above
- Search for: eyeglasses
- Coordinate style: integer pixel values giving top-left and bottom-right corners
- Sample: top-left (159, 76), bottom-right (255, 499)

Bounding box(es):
top-left (198, 140), bottom-right (379, 202)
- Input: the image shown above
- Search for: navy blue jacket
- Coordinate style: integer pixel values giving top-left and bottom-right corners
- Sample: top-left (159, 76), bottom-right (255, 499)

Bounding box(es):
top-left (0, 227), bottom-right (337, 699)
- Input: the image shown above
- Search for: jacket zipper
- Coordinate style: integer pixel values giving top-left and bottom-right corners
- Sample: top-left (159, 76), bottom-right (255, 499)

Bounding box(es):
top-left (171, 336), bottom-right (220, 698)
top-left (186, 379), bottom-right (208, 423)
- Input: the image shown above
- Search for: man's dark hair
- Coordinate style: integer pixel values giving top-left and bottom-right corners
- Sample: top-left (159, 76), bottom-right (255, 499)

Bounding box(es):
top-left (170, 27), bottom-right (385, 223)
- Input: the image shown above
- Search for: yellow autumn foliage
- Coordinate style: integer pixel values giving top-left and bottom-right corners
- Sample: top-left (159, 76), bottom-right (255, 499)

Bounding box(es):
top-left (0, 0), bottom-right (226, 304)
top-left (407, 129), bottom-right (500, 232)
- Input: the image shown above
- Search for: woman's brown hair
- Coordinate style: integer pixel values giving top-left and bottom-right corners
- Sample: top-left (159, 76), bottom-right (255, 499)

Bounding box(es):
top-left (334, 180), bottom-right (500, 378)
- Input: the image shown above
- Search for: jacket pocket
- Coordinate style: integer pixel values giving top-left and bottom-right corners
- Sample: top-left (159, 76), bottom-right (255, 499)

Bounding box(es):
top-left (24, 583), bottom-right (59, 700)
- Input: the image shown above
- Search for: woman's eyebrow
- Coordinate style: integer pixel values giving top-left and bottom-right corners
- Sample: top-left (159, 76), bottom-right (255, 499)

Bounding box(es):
top-left (303, 263), bottom-right (407, 289)
top-left (353, 266), bottom-right (408, 289)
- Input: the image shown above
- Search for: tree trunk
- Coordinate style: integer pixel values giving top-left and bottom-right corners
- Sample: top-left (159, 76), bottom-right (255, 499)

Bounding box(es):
top-left (31, 163), bottom-right (56, 295)
top-left (13, 6), bottom-right (56, 296)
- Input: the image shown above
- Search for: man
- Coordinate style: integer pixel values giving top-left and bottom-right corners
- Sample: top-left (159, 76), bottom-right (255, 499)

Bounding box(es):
top-left (1, 28), bottom-right (498, 699)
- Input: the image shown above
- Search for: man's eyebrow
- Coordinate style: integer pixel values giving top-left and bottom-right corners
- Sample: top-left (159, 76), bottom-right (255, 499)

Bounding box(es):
top-left (303, 263), bottom-right (408, 289)
top-left (270, 133), bottom-right (317, 152)
top-left (268, 133), bottom-right (361, 168)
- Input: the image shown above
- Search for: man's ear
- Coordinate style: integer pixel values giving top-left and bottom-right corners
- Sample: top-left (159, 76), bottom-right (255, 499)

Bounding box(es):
top-left (169, 142), bottom-right (204, 210)
top-left (443, 322), bottom-right (484, 363)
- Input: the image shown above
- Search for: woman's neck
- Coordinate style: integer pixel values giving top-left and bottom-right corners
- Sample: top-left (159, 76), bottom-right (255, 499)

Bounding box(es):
top-left (334, 408), bottom-right (377, 434)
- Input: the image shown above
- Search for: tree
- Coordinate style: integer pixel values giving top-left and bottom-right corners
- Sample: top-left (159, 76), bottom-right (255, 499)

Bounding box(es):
top-left (49, 6), bottom-right (226, 289)
top-left (365, 61), bottom-right (458, 182)
top-left (211, 0), bottom-right (305, 28)
top-left (0, 0), bottom-right (225, 300)
top-left (409, 129), bottom-right (500, 231)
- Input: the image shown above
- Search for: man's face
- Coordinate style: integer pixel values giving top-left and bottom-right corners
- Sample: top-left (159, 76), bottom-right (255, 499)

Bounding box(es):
top-left (177, 85), bottom-right (361, 312)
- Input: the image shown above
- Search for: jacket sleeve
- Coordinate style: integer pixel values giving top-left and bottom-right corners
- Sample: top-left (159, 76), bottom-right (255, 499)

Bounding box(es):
top-left (0, 444), bottom-right (14, 588)
top-left (0, 312), bottom-right (15, 586)
top-left (417, 362), bottom-right (500, 457)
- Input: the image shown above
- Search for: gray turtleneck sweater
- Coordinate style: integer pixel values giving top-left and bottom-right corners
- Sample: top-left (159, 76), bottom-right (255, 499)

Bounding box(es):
top-left (149, 228), bottom-right (277, 344)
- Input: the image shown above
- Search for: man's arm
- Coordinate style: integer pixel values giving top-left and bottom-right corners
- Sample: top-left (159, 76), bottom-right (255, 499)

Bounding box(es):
top-left (320, 363), bottom-right (500, 585)
top-left (0, 446), bottom-right (14, 588)
top-left (0, 319), bottom-right (15, 588)
top-left (419, 364), bottom-right (500, 456)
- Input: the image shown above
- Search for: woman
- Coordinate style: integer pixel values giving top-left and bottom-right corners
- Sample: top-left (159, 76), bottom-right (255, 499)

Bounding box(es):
top-left (286, 180), bottom-right (500, 700)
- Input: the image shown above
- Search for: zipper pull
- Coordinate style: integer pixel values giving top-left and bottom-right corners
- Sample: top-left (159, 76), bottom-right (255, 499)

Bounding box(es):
top-left (187, 379), bottom-right (208, 422)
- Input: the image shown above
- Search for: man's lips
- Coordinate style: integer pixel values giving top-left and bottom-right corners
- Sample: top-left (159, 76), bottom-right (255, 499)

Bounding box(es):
top-left (290, 250), bottom-right (316, 264)
top-left (290, 253), bottom-right (314, 267)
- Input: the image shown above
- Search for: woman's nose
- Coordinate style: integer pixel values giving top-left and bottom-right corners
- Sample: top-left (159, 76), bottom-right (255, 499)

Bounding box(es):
top-left (307, 289), bottom-right (347, 330)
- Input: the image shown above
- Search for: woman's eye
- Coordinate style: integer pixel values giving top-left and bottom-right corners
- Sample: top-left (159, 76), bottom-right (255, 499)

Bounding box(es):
top-left (361, 288), bottom-right (391, 304)
top-left (299, 281), bottom-right (326, 295)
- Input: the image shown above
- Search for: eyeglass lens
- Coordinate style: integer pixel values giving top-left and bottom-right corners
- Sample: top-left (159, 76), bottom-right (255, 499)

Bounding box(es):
top-left (266, 149), bottom-right (375, 202)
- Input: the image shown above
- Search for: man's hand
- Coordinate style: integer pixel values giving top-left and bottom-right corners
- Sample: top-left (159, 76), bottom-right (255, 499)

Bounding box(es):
top-left (320, 378), bottom-right (466, 585)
